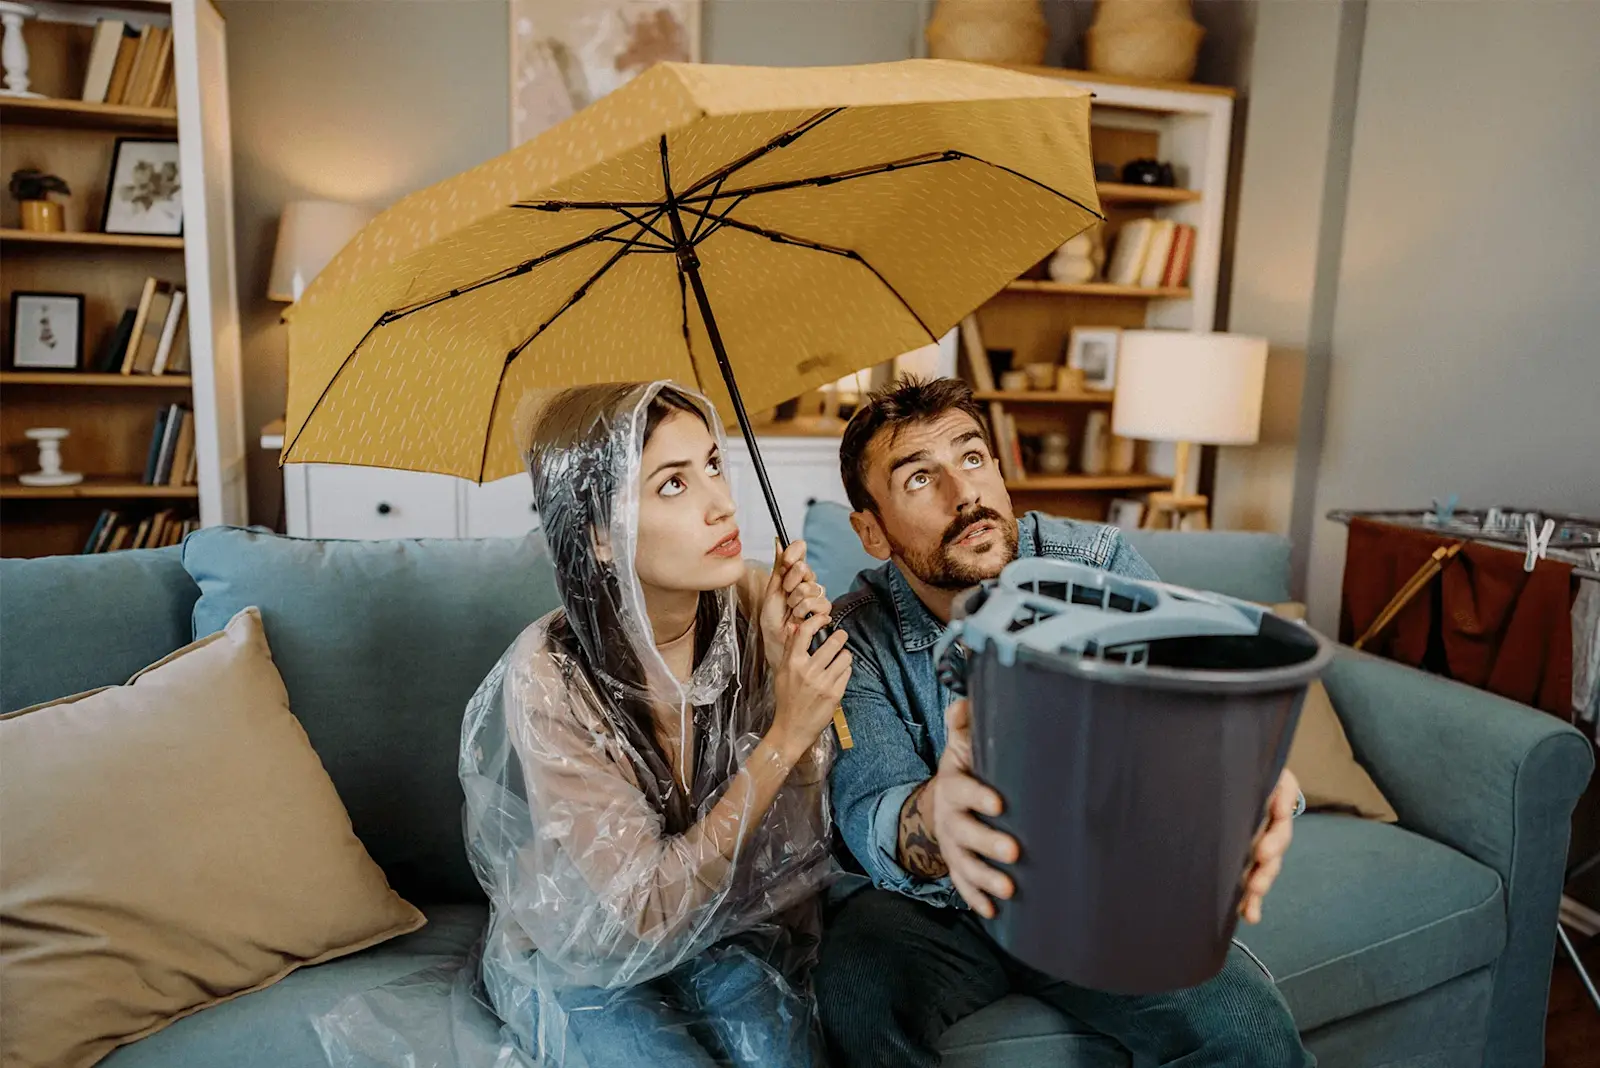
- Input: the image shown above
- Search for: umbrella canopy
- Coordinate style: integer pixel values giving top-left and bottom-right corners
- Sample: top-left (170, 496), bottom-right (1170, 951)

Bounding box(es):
top-left (281, 59), bottom-right (1100, 486)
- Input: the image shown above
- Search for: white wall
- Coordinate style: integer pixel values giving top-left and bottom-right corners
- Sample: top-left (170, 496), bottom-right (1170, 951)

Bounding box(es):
top-left (1303, 0), bottom-right (1600, 630)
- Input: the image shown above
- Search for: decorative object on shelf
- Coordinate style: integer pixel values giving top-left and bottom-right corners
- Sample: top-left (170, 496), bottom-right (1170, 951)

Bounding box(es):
top-left (1120, 159), bottom-right (1176, 187)
top-left (1106, 497), bottom-right (1145, 531)
top-left (9, 169), bottom-right (69, 232)
top-left (1037, 431), bottom-right (1071, 475)
top-left (1055, 365), bottom-right (1086, 393)
top-left (1084, 0), bottom-right (1205, 83)
top-left (1066, 325), bottom-right (1121, 389)
top-left (8, 292), bottom-right (84, 371)
top-left (1024, 362), bottom-right (1056, 391)
top-left (1107, 432), bottom-right (1138, 475)
top-left (19, 427), bottom-right (84, 487)
top-left (1047, 224), bottom-right (1105, 285)
top-left (1081, 410), bottom-right (1109, 475)
top-left (985, 347), bottom-right (1015, 377)
top-left (999, 369), bottom-right (1030, 393)
top-left (268, 201), bottom-right (379, 303)
top-left (0, 2), bottom-right (40, 98)
top-left (101, 138), bottom-right (183, 236)
top-left (1093, 162), bottom-right (1117, 182)
top-left (1112, 330), bottom-right (1267, 529)
top-left (925, 0), bottom-right (1048, 64)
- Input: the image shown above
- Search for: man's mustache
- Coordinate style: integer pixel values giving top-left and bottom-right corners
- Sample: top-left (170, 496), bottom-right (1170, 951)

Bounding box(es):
top-left (942, 507), bottom-right (1006, 547)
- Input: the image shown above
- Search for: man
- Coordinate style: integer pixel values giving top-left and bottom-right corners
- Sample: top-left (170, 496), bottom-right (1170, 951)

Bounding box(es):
top-left (815, 377), bottom-right (1310, 1067)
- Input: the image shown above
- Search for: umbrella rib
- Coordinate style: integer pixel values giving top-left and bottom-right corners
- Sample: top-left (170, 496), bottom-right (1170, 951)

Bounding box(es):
top-left (688, 173), bottom-right (730, 243)
top-left (681, 151), bottom-right (955, 204)
top-left (503, 222), bottom-right (649, 367)
top-left (280, 316), bottom-right (386, 463)
top-left (677, 205), bottom-right (937, 343)
top-left (678, 108), bottom-right (845, 201)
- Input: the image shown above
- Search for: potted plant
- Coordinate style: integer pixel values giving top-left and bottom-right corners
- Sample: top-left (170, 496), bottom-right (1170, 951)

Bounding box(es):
top-left (9, 169), bottom-right (71, 233)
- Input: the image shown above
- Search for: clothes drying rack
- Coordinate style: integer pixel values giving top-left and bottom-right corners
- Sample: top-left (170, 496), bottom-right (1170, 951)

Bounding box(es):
top-left (1329, 505), bottom-right (1600, 1010)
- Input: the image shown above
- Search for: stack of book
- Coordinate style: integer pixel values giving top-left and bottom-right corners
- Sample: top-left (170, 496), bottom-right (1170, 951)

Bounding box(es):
top-left (93, 278), bottom-right (189, 375)
top-left (83, 509), bottom-right (196, 553)
top-left (143, 403), bottom-right (196, 487)
top-left (1104, 219), bottom-right (1196, 289)
top-left (79, 21), bottom-right (177, 109)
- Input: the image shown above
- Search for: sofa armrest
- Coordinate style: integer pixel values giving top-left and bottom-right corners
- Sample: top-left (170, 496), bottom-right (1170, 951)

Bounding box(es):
top-left (1321, 648), bottom-right (1594, 1068)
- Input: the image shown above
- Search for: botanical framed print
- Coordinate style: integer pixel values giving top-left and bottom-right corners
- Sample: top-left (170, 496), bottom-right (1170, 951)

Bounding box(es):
top-left (102, 138), bottom-right (183, 236)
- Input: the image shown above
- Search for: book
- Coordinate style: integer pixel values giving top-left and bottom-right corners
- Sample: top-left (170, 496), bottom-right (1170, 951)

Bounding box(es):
top-left (1105, 218), bottom-right (1155, 287)
top-left (130, 515), bottom-right (153, 550)
top-left (82, 510), bottom-right (111, 554)
top-left (959, 315), bottom-right (996, 392)
top-left (81, 20), bottom-right (126, 103)
top-left (142, 406), bottom-right (170, 484)
top-left (183, 446), bottom-right (197, 487)
top-left (93, 308), bottom-right (137, 374)
top-left (166, 408), bottom-right (196, 486)
top-left (129, 282), bottom-right (175, 374)
top-left (1138, 219), bottom-right (1177, 289)
top-left (1162, 224), bottom-right (1196, 289)
top-left (158, 72), bottom-right (177, 110)
top-left (153, 405), bottom-right (185, 485)
top-left (121, 26), bottom-right (158, 108)
top-left (104, 31), bottom-right (139, 105)
top-left (107, 524), bottom-right (132, 552)
top-left (151, 288), bottom-right (186, 375)
top-left (139, 27), bottom-right (173, 109)
top-left (121, 278), bottom-right (160, 374)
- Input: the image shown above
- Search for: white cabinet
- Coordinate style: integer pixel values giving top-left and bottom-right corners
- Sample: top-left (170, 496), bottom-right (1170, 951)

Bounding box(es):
top-left (281, 436), bottom-right (846, 545)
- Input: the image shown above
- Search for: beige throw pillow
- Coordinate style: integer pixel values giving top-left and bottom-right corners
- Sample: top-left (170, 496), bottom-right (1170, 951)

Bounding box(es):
top-left (0, 607), bottom-right (425, 1068)
top-left (1269, 601), bottom-right (1399, 823)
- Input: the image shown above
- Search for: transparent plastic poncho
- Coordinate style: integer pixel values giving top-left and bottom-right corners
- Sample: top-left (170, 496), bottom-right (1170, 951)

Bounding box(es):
top-left (315, 382), bottom-right (834, 1068)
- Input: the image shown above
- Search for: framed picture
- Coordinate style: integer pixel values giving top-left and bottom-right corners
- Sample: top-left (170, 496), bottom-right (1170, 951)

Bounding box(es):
top-left (1066, 326), bottom-right (1122, 390)
top-left (1107, 497), bottom-right (1145, 531)
top-left (8, 292), bottom-right (85, 371)
top-left (101, 138), bottom-right (183, 236)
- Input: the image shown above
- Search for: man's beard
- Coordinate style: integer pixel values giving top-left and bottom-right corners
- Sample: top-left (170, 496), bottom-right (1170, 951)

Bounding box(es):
top-left (892, 507), bottom-right (1020, 591)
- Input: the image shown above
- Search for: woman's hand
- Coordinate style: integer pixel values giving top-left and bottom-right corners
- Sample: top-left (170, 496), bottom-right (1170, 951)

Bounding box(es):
top-left (770, 610), bottom-right (851, 760)
top-left (759, 539), bottom-right (831, 670)
top-left (1239, 768), bottom-right (1299, 924)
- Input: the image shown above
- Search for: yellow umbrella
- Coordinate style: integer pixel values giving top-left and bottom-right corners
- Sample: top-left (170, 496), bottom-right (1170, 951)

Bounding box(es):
top-left (282, 58), bottom-right (1101, 543)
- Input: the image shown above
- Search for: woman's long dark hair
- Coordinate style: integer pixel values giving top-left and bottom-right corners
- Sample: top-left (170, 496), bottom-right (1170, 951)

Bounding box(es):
top-left (525, 384), bottom-right (749, 835)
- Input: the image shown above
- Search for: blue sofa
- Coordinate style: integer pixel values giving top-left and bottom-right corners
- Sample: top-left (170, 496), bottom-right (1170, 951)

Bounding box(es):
top-left (0, 504), bottom-right (1590, 1068)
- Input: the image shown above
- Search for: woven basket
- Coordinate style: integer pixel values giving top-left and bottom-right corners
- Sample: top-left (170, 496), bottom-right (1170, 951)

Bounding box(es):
top-left (926, 0), bottom-right (1049, 65)
top-left (1084, 0), bottom-right (1204, 82)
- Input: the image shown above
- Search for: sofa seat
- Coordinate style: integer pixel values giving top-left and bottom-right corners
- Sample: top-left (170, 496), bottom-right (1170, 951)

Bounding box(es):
top-left (1243, 814), bottom-right (1505, 1031)
top-left (99, 904), bottom-right (492, 1068)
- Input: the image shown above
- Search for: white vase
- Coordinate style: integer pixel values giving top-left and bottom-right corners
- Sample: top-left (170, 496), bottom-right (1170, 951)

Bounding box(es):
top-left (19, 427), bottom-right (83, 487)
top-left (0, 3), bottom-right (42, 99)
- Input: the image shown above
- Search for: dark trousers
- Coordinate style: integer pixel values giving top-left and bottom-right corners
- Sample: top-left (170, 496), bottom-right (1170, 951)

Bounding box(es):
top-left (815, 889), bottom-right (1312, 1068)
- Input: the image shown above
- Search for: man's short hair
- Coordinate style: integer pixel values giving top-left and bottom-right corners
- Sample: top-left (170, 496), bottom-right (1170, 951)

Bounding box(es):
top-left (839, 375), bottom-right (989, 513)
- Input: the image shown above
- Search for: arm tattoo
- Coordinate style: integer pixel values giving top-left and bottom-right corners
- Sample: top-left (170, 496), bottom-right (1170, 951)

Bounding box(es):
top-left (898, 780), bottom-right (948, 879)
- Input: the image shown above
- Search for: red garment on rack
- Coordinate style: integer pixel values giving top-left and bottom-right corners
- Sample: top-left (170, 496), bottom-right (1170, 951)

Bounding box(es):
top-left (1340, 518), bottom-right (1575, 717)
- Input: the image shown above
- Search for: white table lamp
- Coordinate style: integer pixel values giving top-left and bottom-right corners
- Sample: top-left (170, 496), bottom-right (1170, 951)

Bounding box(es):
top-left (1111, 331), bottom-right (1267, 528)
top-left (267, 200), bottom-right (376, 303)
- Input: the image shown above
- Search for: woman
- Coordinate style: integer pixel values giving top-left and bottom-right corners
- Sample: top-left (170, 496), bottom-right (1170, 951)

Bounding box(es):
top-left (462, 381), bottom-right (850, 1068)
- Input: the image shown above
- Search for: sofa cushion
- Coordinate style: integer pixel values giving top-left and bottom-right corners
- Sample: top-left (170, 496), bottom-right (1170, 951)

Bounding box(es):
top-left (98, 904), bottom-right (491, 1068)
top-left (801, 501), bottom-right (1293, 606)
top-left (1241, 814), bottom-right (1505, 1031)
top-left (939, 995), bottom-right (1126, 1068)
top-left (0, 607), bottom-right (424, 1068)
top-left (0, 546), bottom-right (197, 714)
top-left (180, 528), bottom-right (562, 903)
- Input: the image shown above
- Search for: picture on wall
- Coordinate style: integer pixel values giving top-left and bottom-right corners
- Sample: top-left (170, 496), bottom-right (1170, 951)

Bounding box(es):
top-left (101, 138), bottom-right (183, 236)
top-left (511, 0), bottom-right (701, 146)
top-left (1066, 326), bottom-right (1122, 390)
top-left (8, 292), bottom-right (85, 371)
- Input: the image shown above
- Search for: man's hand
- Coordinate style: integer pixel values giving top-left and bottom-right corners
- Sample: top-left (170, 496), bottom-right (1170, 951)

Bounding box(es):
top-left (1239, 768), bottom-right (1299, 924)
top-left (898, 698), bottom-right (1020, 918)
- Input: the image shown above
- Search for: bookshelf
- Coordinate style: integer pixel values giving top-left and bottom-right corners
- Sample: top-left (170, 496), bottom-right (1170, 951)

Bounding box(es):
top-left (966, 67), bottom-right (1235, 523)
top-left (0, 0), bottom-right (244, 558)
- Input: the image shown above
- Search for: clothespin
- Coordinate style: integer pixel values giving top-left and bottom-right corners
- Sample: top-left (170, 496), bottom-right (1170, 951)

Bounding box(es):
top-left (1431, 495), bottom-right (1458, 525)
top-left (1524, 515), bottom-right (1555, 572)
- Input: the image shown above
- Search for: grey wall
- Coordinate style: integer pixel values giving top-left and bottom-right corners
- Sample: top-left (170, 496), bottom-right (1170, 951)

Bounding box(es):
top-left (221, 0), bottom-right (509, 526)
top-left (704, 0), bottom-right (925, 64)
top-left (1303, 0), bottom-right (1600, 630)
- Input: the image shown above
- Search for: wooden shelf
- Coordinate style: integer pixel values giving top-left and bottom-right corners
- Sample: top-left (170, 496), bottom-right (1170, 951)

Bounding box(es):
top-left (1007, 474), bottom-right (1172, 492)
top-left (1096, 182), bottom-right (1201, 205)
top-left (0, 478), bottom-right (197, 500)
top-left (0, 96), bottom-right (177, 132)
top-left (975, 390), bottom-right (1114, 404)
top-left (1, 372), bottom-right (191, 387)
top-left (0, 229), bottom-right (184, 250)
top-left (1003, 281), bottom-right (1191, 299)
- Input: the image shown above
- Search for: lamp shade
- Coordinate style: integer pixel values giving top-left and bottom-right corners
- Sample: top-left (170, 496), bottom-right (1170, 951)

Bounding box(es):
top-left (267, 201), bottom-right (377, 303)
top-left (1111, 331), bottom-right (1268, 445)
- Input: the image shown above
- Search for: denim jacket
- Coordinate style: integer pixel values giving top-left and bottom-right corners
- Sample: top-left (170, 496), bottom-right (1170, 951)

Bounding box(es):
top-left (829, 512), bottom-right (1158, 907)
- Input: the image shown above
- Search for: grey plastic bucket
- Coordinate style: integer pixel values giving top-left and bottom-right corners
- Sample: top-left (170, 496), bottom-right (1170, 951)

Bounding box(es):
top-left (936, 559), bottom-right (1333, 994)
